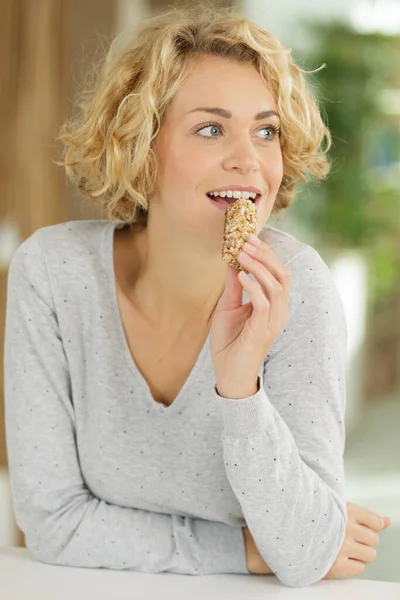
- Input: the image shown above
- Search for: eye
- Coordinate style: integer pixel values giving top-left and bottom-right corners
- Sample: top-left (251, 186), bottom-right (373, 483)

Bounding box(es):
top-left (195, 122), bottom-right (222, 138)
top-left (194, 122), bottom-right (281, 141)
top-left (259, 125), bottom-right (281, 140)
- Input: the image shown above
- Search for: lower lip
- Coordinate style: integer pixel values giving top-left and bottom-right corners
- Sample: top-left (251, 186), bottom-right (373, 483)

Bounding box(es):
top-left (207, 195), bottom-right (260, 211)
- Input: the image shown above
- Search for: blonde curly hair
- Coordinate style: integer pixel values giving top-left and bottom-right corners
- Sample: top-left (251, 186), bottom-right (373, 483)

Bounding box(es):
top-left (57, 1), bottom-right (331, 224)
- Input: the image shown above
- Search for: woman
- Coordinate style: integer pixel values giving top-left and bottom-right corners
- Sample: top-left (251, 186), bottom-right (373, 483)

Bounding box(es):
top-left (4, 3), bottom-right (390, 588)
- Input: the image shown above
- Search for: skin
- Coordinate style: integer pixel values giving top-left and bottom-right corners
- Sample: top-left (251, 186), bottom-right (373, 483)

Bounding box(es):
top-left (211, 234), bottom-right (291, 398)
top-left (122, 54), bottom-right (283, 330)
top-left (243, 503), bottom-right (392, 578)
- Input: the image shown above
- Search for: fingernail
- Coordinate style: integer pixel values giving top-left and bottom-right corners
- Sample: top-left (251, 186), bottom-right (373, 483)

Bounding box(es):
top-left (248, 233), bottom-right (260, 245)
top-left (243, 242), bottom-right (257, 254)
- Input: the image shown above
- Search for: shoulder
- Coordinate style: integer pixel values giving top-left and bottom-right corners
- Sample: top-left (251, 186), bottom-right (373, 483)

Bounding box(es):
top-left (259, 223), bottom-right (334, 277)
top-left (260, 223), bottom-right (346, 333)
top-left (259, 223), bottom-right (310, 264)
top-left (11, 219), bottom-right (111, 258)
top-left (8, 220), bottom-right (118, 296)
top-left (259, 223), bottom-right (315, 267)
top-left (9, 219), bottom-right (117, 272)
top-left (35, 219), bottom-right (113, 255)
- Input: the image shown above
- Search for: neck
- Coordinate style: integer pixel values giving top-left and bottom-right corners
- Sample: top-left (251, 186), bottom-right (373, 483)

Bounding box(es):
top-left (125, 213), bottom-right (227, 331)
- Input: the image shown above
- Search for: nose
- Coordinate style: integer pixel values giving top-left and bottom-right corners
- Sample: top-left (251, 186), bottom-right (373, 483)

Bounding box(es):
top-left (222, 135), bottom-right (260, 173)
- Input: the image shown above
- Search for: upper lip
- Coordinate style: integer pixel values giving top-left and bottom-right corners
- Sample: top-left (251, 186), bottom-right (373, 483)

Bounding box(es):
top-left (207, 184), bottom-right (262, 196)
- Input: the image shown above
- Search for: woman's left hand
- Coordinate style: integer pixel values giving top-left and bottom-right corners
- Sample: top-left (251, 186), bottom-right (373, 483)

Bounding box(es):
top-left (242, 502), bottom-right (392, 577)
top-left (210, 234), bottom-right (291, 399)
top-left (322, 502), bottom-right (391, 580)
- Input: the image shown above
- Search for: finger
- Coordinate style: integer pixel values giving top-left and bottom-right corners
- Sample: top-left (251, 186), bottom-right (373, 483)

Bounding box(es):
top-left (243, 240), bottom-right (290, 285)
top-left (382, 516), bottom-right (392, 529)
top-left (238, 270), bottom-right (271, 334)
top-left (248, 234), bottom-right (277, 258)
top-left (216, 265), bottom-right (243, 312)
top-left (238, 253), bottom-right (287, 333)
top-left (241, 243), bottom-right (291, 314)
top-left (346, 558), bottom-right (366, 576)
top-left (348, 502), bottom-right (386, 532)
top-left (239, 252), bottom-right (283, 297)
top-left (354, 523), bottom-right (380, 547)
top-left (349, 540), bottom-right (377, 564)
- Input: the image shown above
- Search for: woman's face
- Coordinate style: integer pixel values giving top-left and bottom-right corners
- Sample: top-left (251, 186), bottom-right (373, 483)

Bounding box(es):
top-left (150, 54), bottom-right (283, 244)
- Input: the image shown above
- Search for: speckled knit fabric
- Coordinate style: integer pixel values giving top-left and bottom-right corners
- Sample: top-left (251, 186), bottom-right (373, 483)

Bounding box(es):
top-left (4, 219), bottom-right (348, 587)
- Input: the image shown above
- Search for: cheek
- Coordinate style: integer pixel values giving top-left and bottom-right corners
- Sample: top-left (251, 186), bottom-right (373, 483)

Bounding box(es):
top-left (159, 146), bottom-right (191, 190)
top-left (169, 144), bottom-right (213, 188)
top-left (154, 131), bottom-right (202, 190)
top-left (267, 150), bottom-right (284, 190)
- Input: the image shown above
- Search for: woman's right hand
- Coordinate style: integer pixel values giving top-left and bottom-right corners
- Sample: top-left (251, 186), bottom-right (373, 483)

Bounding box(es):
top-left (242, 501), bottom-right (391, 577)
top-left (242, 524), bottom-right (274, 575)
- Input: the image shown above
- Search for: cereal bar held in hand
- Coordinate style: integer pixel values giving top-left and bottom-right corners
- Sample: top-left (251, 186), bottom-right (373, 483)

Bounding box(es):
top-left (222, 198), bottom-right (258, 272)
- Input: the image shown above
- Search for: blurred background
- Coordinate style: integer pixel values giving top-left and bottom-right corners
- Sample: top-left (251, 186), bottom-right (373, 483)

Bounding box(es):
top-left (0, 0), bottom-right (399, 583)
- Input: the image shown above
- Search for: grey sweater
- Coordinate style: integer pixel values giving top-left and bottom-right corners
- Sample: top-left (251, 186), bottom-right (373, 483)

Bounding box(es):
top-left (4, 219), bottom-right (348, 588)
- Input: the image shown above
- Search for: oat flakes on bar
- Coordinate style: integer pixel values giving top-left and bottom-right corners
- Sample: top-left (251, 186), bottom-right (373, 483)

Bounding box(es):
top-left (222, 198), bottom-right (258, 271)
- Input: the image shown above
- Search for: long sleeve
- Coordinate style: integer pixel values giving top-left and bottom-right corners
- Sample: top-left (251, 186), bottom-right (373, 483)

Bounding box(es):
top-left (214, 246), bottom-right (348, 588)
top-left (3, 232), bottom-right (246, 576)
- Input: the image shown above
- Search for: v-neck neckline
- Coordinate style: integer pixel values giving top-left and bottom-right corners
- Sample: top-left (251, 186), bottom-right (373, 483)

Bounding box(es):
top-left (103, 220), bottom-right (211, 415)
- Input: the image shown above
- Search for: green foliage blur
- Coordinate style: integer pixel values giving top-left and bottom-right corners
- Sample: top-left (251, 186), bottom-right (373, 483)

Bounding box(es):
top-left (288, 22), bottom-right (400, 313)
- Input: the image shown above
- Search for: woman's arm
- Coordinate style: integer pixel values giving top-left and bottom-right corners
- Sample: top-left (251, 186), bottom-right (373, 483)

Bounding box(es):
top-left (242, 525), bottom-right (273, 574)
top-left (3, 231), bottom-right (246, 576)
top-left (243, 504), bottom-right (391, 578)
top-left (214, 246), bottom-right (348, 588)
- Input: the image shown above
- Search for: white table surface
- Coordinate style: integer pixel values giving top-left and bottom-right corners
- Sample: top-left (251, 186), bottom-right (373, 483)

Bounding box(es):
top-left (1, 547), bottom-right (400, 600)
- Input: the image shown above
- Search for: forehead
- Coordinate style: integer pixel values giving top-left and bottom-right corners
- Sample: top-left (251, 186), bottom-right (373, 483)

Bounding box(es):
top-left (169, 55), bottom-right (277, 118)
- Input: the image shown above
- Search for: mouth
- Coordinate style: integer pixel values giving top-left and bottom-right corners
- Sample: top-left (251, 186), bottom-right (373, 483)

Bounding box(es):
top-left (206, 193), bottom-right (261, 209)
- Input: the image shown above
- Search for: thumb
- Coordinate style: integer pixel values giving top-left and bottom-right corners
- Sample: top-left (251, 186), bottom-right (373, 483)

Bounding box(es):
top-left (215, 265), bottom-right (243, 312)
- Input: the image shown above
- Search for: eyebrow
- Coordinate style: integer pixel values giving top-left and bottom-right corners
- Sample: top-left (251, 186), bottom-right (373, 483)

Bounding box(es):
top-left (187, 107), bottom-right (280, 120)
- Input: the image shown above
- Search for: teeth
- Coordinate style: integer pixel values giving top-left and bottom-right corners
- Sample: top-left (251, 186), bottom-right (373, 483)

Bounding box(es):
top-left (209, 190), bottom-right (258, 200)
